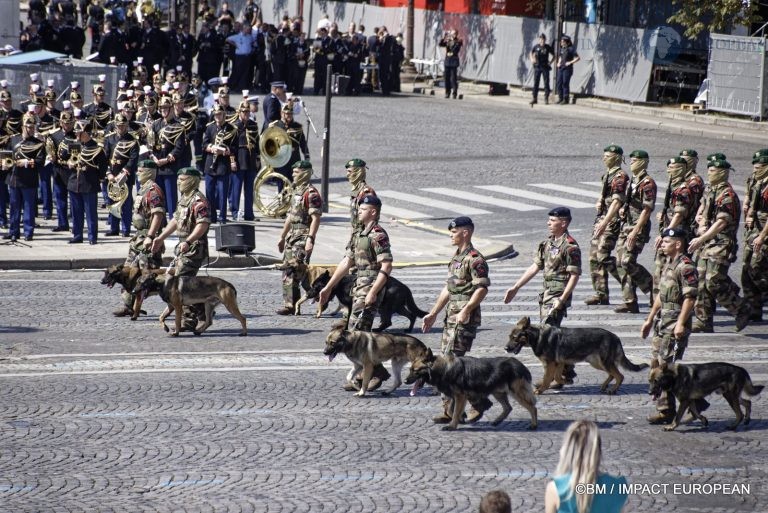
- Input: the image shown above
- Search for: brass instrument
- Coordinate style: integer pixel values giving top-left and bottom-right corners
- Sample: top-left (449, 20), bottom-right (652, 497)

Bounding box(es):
top-left (259, 126), bottom-right (293, 168)
top-left (108, 177), bottom-right (130, 218)
top-left (207, 124), bottom-right (237, 172)
top-left (0, 150), bottom-right (13, 171)
top-left (253, 165), bottom-right (292, 217)
top-left (65, 142), bottom-right (82, 170)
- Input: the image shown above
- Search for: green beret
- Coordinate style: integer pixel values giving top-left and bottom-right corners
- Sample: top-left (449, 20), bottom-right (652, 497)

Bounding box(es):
top-left (708, 159), bottom-right (731, 170)
top-left (603, 145), bottom-right (623, 155)
top-left (707, 152), bottom-right (727, 162)
top-left (752, 149), bottom-right (768, 164)
top-left (753, 156), bottom-right (768, 165)
top-left (667, 157), bottom-right (687, 166)
top-left (138, 159), bottom-right (157, 169)
top-left (629, 149), bottom-right (649, 159)
top-left (345, 158), bottom-right (366, 168)
top-left (177, 167), bottom-right (202, 177)
top-left (679, 149), bottom-right (698, 158)
top-left (292, 160), bottom-right (312, 169)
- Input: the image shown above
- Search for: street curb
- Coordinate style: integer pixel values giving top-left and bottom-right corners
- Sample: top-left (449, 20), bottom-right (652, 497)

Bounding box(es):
top-left (0, 253), bottom-right (283, 272)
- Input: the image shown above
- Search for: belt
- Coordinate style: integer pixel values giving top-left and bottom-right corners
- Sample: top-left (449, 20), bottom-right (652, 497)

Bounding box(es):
top-left (291, 223), bottom-right (309, 229)
top-left (449, 294), bottom-right (471, 301)
top-left (356, 269), bottom-right (378, 277)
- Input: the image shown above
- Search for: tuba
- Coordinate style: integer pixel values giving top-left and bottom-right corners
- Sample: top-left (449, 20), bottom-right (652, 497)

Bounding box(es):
top-left (259, 126), bottom-right (293, 168)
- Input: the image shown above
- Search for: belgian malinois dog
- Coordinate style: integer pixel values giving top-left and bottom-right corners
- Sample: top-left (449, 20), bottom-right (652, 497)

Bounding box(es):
top-left (649, 361), bottom-right (763, 431)
top-left (133, 273), bottom-right (247, 337)
top-left (506, 316), bottom-right (648, 395)
top-left (323, 328), bottom-right (431, 397)
top-left (100, 263), bottom-right (166, 320)
top-left (405, 351), bottom-right (538, 431)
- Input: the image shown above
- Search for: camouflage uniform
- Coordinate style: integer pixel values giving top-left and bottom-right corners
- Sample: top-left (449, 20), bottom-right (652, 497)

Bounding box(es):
top-left (345, 221), bottom-right (393, 331)
top-left (588, 165), bottom-right (629, 302)
top-left (120, 178), bottom-right (166, 309)
top-left (281, 183), bottom-right (322, 309)
top-left (615, 169), bottom-right (656, 306)
top-left (535, 231), bottom-right (581, 327)
top-left (693, 177), bottom-right (748, 331)
top-left (741, 156), bottom-right (768, 321)
top-left (347, 182), bottom-right (376, 258)
top-left (173, 188), bottom-right (210, 277)
top-left (653, 174), bottom-right (694, 297)
top-left (441, 244), bottom-right (490, 355)
top-left (651, 252), bottom-right (698, 414)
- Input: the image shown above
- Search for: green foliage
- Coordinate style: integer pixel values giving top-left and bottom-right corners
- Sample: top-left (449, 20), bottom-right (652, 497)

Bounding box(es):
top-left (668, 0), bottom-right (762, 39)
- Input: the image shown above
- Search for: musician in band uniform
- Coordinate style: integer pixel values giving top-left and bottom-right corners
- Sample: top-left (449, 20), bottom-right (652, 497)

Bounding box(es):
top-left (202, 103), bottom-right (238, 224)
top-left (103, 113), bottom-right (140, 236)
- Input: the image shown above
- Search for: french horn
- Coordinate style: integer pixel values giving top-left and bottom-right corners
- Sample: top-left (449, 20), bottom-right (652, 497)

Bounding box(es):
top-left (253, 165), bottom-right (292, 218)
top-left (108, 181), bottom-right (130, 218)
top-left (259, 126), bottom-right (293, 168)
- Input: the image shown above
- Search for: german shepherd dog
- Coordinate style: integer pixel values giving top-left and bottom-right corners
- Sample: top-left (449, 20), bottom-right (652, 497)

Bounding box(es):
top-left (323, 328), bottom-right (431, 397)
top-left (649, 362), bottom-right (764, 431)
top-left (506, 316), bottom-right (648, 395)
top-left (405, 351), bottom-right (538, 431)
top-left (133, 273), bottom-right (248, 337)
top-left (300, 271), bottom-right (428, 332)
top-left (100, 264), bottom-right (165, 320)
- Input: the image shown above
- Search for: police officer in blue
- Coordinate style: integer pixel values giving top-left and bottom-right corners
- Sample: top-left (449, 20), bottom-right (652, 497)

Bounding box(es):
top-left (530, 33), bottom-right (554, 106)
top-left (262, 81), bottom-right (287, 131)
top-left (556, 35), bottom-right (580, 105)
top-left (438, 29), bottom-right (463, 99)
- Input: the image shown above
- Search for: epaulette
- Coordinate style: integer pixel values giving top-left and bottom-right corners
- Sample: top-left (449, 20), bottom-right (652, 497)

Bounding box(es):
top-left (469, 249), bottom-right (479, 257)
top-left (566, 234), bottom-right (578, 244)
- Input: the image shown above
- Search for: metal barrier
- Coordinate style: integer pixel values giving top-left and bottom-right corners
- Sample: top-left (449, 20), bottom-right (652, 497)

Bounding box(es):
top-left (707, 34), bottom-right (768, 120)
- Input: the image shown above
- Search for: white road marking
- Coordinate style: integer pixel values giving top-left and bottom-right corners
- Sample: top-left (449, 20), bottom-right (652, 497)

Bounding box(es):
top-left (422, 187), bottom-right (545, 211)
top-left (475, 185), bottom-right (594, 209)
top-left (529, 183), bottom-right (602, 199)
top-left (378, 190), bottom-right (492, 216)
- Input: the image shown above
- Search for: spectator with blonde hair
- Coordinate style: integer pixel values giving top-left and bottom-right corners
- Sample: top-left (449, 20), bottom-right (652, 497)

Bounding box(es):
top-left (479, 489), bottom-right (511, 513)
top-left (544, 420), bottom-right (628, 513)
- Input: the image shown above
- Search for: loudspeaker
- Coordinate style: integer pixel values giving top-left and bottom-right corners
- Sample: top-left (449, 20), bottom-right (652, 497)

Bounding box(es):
top-left (214, 223), bottom-right (255, 255)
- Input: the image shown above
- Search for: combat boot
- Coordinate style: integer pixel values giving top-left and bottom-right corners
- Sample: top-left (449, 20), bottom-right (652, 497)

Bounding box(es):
top-left (614, 301), bottom-right (639, 314)
top-left (466, 397), bottom-right (493, 424)
top-left (735, 308), bottom-right (751, 332)
top-left (367, 364), bottom-right (392, 391)
top-left (113, 307), bottom-right (132, 317)
top-left (275, 306), bottom-right (295, 315)
top-left (584, 295), bottom-right (609, 305)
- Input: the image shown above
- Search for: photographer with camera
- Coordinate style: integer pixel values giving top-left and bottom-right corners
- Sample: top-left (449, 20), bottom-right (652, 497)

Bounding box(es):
top-left (438, 29), bottom-right (463, 99)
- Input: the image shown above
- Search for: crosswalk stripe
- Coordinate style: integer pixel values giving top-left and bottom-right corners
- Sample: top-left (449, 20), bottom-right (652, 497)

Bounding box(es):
top-left (475, 185), bottom-right (595, 209)
top-left (580, 181), bottom-right (603, 188)
top-left (422, 187), bottom-right (545, 212)
top-left (378, 190), bottom-right (492, 216)
top-left (529, 183), bottom-right (602, 199)
top-left (328, 194), bottom-right (432, 220)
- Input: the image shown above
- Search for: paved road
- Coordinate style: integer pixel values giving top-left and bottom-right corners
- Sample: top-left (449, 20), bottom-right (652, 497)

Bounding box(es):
top-left (1, 262), bottom-right (765, 512)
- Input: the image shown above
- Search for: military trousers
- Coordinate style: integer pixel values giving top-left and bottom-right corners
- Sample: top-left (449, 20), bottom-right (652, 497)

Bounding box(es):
top-left (694, 256), bottom-right (745, 328)
top-left (281, 233), bottom-right (311, 309)
top-left (121, 232), bottom-right (165, 309)
top-left (615, 233), bottom-right (652, 304)
top-left (742, 232), bottom-right (768, 318)
top-left (651, 314), bottom-right (689, 413)
top-left (588, 224), bottom-right (621, 300)
top-left (347, 274), bottom-right (384, 331)
top-left (441, 299), bottom-right (480, 355)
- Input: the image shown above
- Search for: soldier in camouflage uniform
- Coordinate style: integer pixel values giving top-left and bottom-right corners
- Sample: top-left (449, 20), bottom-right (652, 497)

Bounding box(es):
top-left (114, 159), bottom-right (166, 316)
top-left (422, 216), bottom-right (492, 424)
top-left (152, 167), bottom-right (211, 329)
top-left (679, 149), bottom-right (705, 238)
top-left (319, 195), bottom-right (393, 391)
top-left (652, 157), bottom-right (695, 297)
top-left (741, 149), bottom-right (768, 322)
top-left (614, 150), bottom-right (656, 313)
top-left (504, 207), bottom-right (580, 327)
top-left (688, 159), bottom-right (750, 332)
top-left (276, 160), bottom-right (322, 315)
top-left (345, 158), bottom-right (376, 254)
top-left (641, 227), bottom-right (701, 424)
top-left (586, 145), bottom-right (628, 305)
top-left (504, 207), bottom-right (580, 384)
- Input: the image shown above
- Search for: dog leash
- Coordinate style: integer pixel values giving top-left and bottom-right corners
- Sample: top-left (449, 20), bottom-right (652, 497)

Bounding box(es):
top-left (165, 255), bottom-right (179, 274)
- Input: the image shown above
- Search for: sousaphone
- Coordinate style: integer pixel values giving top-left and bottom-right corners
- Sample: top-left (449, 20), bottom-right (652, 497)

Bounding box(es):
top-left (253, 126), bottom-right (293, 217)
